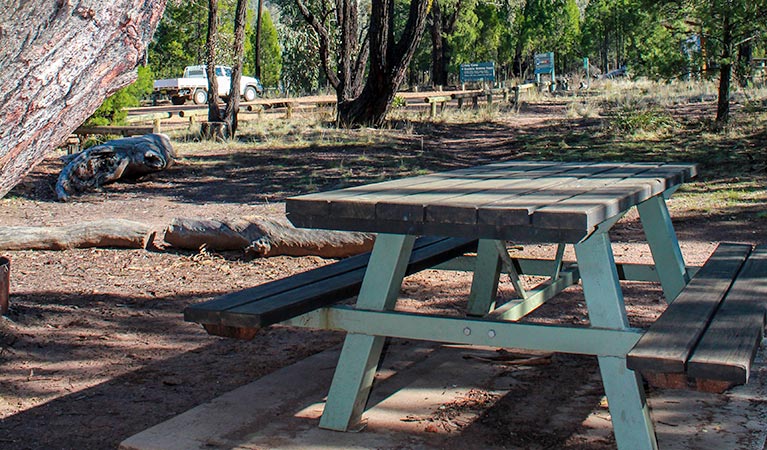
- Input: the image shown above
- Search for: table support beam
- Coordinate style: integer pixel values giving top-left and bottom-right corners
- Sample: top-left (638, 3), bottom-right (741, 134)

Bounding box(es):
top-left (637, 194), bottom-right (689, 303)
top-left (284, 307), bottom-right (643, 357)
top-left (319, 234), bottom-right (416, 431)
top-left (575, 231), bottom-right (658, 450)
top-left (489, 267), bottom-right (578, 321)
top-left (467, 239), bottom-right (503, 316)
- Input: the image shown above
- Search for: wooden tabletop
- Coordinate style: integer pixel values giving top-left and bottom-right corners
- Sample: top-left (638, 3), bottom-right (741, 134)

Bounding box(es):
top-left (286, 161), bottom-right (697, 243)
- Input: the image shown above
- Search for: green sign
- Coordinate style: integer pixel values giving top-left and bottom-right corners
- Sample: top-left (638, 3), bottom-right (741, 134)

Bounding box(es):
top-left (534, 52), bottom-right (555, 75)
top-left (460, 62), bottom-right (495, 83)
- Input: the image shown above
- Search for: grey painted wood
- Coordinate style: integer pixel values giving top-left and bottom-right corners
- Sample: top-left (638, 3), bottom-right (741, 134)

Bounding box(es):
top-left (358, 161), bottom-right (567, 222)
top-left (627, 243), bottom-right (752, 374)
top-left (287, 213), bottom-right (591, 243)
top-left (687, 246), bottom-right (767, 383)
top-left (531, 165), bottom-right (689, 230)
top-left (476, 163), bottom-right (660, 228)
top-left (286, 161), bottom-right (697, 239)
top-left (184, 237), bottom-right (478, 329)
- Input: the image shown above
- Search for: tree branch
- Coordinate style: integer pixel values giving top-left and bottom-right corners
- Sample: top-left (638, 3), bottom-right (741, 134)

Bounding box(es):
top-left (296, 0), bottom-right (340, 88)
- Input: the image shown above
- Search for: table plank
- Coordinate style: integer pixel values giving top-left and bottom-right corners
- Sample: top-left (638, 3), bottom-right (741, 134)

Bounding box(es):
top-left (530, 165), bottom-right (690, 230)
top-left (329, 161), bottom-right (562, 220)
top-left (476, 163), bottom-right (662, 228)
top-left (286, 161), bottom-right (551, 217)
top-left (373, 162), bottom-right (605, 223)
top-left (422, 163), bottom-right (625, 225)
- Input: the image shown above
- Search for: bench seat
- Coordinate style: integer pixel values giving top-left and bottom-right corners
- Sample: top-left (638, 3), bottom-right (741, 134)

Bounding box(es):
top-left (627, 243), bottom-right (767, 392)
top-left (184, 236), bottom-right (478, 339)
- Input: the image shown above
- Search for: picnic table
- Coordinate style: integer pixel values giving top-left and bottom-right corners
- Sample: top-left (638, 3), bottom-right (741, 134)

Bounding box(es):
top-left (186, 160), bottom-right (766, 449)
top-left (282, 160), bottom-right (696, 449)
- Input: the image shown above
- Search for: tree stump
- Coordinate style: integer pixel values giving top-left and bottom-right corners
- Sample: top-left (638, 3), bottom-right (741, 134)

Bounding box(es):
top-left (56, 133), bottom-right (175, 201)
top-left (200, 122), bottom-right (231, 141)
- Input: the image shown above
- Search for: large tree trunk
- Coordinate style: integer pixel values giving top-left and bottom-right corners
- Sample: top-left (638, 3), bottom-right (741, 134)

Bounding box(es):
top-left (716, 15), bottom-right (733, 127)
top-left (0, 0), bottom-right (167, 200)
top-left (206, 0), bottom-right (224, 125)
top-left (254, 0), bottom-right (264, 79)
top-left (430, 0), bottom-right (461, 88)
top-left (430, 2), bottom-right (447, 87)
top-left (337, 0), bottom-right (430, 127)
top-left (223, 0), bottom-right (249, 137)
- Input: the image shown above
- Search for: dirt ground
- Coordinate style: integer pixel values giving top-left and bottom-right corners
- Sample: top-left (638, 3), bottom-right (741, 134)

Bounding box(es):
top-left (1, 101), bottom-right (766, 450)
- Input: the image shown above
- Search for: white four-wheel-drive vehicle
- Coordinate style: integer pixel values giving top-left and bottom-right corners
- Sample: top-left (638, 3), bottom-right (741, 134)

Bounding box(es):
top-left (153, 65), bottom-right (264, 105)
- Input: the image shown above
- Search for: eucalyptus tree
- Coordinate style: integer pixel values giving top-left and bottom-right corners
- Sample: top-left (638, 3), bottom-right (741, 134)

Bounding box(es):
top-left (430, 0), bottom-right (470, 86)
top-left (149, 1), bottom-right (209, 79)
top-left (690, 0), bottom-right (767, 125)
top-left (509, 0), bottom-right (581, 77)
top-left (641, 0), bottom-right (767, 125)
top-left (295, 0), bottom-right (431, 126)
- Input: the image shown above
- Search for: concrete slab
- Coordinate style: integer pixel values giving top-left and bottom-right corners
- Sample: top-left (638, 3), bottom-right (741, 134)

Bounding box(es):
top-left (120, 339), bottom-right (767, 450)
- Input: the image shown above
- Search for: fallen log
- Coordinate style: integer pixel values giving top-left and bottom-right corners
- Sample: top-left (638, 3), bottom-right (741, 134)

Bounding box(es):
top-left (0, 220), bottom-right (155, 250)
top-left (56, 133), bottom-right (175, 201)
top-left (163, 216), bottom-right (375, 258)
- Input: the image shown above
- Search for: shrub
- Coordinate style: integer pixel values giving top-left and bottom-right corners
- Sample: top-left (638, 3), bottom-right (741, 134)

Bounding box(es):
top-left (86, 65), bottom-right (154, 126)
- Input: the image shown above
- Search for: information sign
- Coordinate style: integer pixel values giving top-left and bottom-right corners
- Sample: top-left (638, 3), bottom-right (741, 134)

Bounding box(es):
top-left (460, 62), bottom-right (495, 83)
top-left (534, 52), bottom-right (555, 75)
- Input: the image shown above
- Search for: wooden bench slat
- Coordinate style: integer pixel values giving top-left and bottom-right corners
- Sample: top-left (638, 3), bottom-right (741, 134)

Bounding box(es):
top-left (184, 237), bottom-right (477, 330)
top-left (627, 243), bottom-right (752, 374)
top-left (686, 245), bottom-right (767, 384)
top-left (184, 236), bottom-right (446, 322)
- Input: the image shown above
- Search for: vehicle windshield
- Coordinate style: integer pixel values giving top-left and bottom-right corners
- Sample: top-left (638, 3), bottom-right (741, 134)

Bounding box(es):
top-left (186, 68), bottom-right (205, 78)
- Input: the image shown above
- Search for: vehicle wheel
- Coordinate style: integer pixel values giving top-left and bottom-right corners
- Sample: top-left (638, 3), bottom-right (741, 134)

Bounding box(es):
top-left (193, 89), bottom-right (208, 105)
top-left (171, 96), bottom-right (186, 105)
top-left (243, 86), bottom-right (258, 102)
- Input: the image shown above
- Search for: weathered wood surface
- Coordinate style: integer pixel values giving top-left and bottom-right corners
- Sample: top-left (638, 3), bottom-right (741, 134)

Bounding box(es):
top-left (0, 257), bottom-right (9, 315)
top-left (185, 236), bottom-right (478, 336)
top-left (0, 219), bottom-right (154, 250)
top-left (163, 216), bottom-right (375, 258)
top-left (687, 245), bottom-right (767, 383)
top-left (56, 133), bottom-right (175, 201)
top-left (627, 243), bottom-right (752, 374)
top-left (0, 0), bottom-right (168, 199)
top-left (286, 161), bottom-right (698, 241)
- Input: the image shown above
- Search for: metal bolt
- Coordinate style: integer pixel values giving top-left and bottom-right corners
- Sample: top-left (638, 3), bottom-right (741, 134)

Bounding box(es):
top-left (487, 329), bottom-right (496, 338)
top-left (463, 327), bottom-right (472, 336)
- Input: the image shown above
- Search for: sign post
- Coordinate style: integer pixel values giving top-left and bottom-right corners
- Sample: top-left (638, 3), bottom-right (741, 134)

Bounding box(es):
top-left (534, 52), bottom-right (555, 90)
top-left (583, 57), bottom-right (590, 88)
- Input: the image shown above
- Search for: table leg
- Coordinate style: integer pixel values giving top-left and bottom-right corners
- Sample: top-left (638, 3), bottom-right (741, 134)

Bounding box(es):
top-left (467, 239), bottom-right (502, 316)
top-left (575, 231), bottom-right (658, 450)
top-left (319, 233), bottom-right (416, 431)
top-left (637, 195), bottom-right (689, 303)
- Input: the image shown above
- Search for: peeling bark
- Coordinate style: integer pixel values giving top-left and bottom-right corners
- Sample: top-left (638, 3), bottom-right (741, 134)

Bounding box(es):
top-left (163, 216), bottom-right (375, 258)
top-left (55, 133), bottom-right (175, 201)
top-left (0, 219), bottom-right (155, 250)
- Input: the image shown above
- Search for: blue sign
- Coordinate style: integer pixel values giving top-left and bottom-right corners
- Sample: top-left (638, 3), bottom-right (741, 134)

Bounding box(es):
top-left (534, 52), bottom-right (555, 75)
top-left (460, 62), bottom-right (495, 83)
